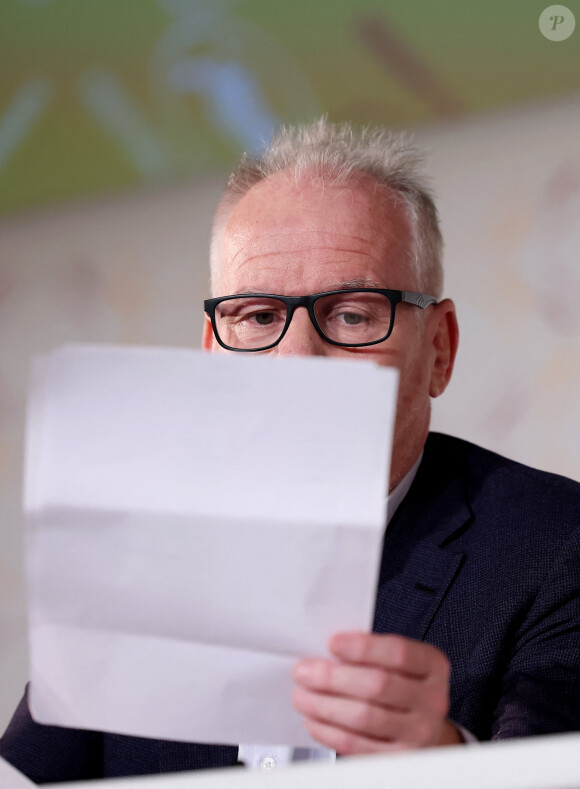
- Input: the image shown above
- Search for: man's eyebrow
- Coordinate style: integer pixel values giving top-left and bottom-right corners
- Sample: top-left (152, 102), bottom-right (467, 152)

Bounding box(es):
top-left (232, 279), bottom-right (383, 296)
top-left (232, 287), bottom-right (268, 295)
top-left (333, 278), bottom-right (383, 289)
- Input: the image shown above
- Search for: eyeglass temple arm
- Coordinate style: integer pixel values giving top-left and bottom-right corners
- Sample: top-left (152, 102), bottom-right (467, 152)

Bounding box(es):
top-left (402, 291), bottom-right (438, 309)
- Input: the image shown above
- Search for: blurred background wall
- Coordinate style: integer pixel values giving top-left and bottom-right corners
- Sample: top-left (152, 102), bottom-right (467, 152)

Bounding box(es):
top-left (1, 0), bottom-right (579, 732)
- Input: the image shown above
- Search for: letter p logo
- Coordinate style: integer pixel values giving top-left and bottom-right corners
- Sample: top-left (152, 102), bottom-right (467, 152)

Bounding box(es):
top-left (539, 5), bottom-right (576, 40)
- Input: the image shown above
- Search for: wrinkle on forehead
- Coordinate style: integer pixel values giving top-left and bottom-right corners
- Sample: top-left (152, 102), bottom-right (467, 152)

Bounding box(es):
top-left (224, 228), bottom-right (382, 268)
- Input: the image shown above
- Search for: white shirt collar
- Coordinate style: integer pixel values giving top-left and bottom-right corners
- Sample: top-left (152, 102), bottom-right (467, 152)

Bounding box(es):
top-left (386, 451), bottom-right (423, 526)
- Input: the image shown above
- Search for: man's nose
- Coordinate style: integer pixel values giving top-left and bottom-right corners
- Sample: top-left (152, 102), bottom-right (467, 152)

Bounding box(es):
top-left (275, 307), bottom-right (328, 357)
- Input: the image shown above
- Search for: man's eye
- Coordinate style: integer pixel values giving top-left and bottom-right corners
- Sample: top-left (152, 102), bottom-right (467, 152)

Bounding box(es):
top-left (329, 309), bottom-right (371, 327)
top-left (338, 311), bottom-right (365, 325)
top-left (252, 312), bottom-right (275, 325)
top-left (235, 310), bottom-right (281, 325)
top-left (232, 309), bottom-right (285, 328)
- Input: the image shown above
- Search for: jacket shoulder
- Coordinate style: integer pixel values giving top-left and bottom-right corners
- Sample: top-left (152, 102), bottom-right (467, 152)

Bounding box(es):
top-left (424, 432), bottom-right (580, 539)
top-left (427, 432), bottom-right (580, 494)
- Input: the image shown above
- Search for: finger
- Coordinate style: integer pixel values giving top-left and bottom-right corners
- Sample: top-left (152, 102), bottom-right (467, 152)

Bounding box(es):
top-left (303, 715), bottom-right (454, 755)
top-left (293, 686), bottom-right (443, 744)
top-left (302, 716), bottom-right (410, 755)
top-left (293, 686), bottom-right (407, 740)
top-left (293, 658), bottom-right (432, 711)
top-left (329, 633), bottom-right (450, 681)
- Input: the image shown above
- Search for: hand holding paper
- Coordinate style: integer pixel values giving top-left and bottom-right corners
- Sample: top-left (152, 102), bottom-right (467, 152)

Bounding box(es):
top-left (25, 345), bottom-right (397, 746)
top-left (293, 631), bottom-right (459, 753)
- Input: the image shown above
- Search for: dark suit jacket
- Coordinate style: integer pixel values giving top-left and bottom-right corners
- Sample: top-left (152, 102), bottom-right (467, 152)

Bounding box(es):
top-left (2, 433), bottom-right (580, 783)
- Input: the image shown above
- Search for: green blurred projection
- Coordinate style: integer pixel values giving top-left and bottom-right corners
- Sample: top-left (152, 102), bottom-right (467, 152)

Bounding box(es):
top-left (1, 0), bottom-right (579, 214)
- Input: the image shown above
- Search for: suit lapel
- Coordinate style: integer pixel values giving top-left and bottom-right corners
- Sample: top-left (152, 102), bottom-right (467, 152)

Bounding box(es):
top-left (373, 439), bottom-right (472, 641)
top-left (373, 542), bottom-right (465, 639)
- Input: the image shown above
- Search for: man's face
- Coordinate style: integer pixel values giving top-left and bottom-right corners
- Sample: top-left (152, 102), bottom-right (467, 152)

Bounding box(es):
top-left (203, 170), bottom-right (457, 488)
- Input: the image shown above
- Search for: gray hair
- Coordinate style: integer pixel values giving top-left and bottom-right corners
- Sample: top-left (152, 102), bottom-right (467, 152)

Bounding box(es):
top-left (210, 117), bottom-right (443, 296)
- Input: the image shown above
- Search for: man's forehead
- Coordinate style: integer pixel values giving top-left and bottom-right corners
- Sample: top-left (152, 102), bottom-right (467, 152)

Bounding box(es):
top-left (213, 169), bottom-right (414, 294)
top-left (221, 175), bottom-right (408, 255)
top-left (222, 228), bottom-right (382, 267)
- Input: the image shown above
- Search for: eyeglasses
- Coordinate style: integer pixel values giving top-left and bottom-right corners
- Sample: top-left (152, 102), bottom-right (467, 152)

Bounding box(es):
top-left (204, 288), bottom-right (437, 352)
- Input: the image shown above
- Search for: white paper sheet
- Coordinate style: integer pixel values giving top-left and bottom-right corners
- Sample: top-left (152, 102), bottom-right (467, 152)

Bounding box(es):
top-left (24, 345), bottom-right (398, 746)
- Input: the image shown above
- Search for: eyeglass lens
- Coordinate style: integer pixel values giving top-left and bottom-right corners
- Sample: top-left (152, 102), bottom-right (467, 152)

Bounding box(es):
top-left (213, 292), bottom-right (393, 349)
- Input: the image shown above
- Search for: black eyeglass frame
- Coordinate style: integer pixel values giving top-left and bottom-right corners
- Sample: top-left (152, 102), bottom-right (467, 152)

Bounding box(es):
top-left (204, 288), bottom-right (438, 352)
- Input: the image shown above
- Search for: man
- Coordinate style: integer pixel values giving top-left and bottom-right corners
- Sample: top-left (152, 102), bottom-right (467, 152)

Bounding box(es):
top-left (2, 119), bottom-right (579, 781)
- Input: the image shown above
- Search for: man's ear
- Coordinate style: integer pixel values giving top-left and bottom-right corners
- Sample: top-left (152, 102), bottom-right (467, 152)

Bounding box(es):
top-left (202, 315), bottom-right (214, 351)
top-left (429, 299), bottom-right (459, 398)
